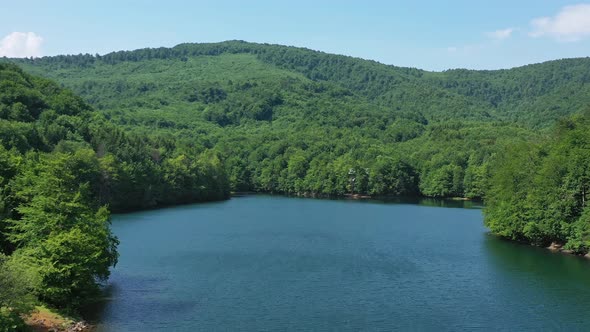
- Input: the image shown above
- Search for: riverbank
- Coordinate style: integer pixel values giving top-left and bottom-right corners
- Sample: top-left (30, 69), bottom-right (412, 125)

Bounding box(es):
top-left (231, 192), bottom-right (483, 210)
top-left (25, 306), bottom-right (91, 332)
top-left (232, 191), bottom-right (478, 201)
top-left (547, 242), bottom-right (590, 259)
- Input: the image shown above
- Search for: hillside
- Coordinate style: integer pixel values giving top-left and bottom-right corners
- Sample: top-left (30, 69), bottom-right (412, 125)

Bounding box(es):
top-left (12, 41), bottom-right (590, 126)
top-left (5, 41), bottom-right (589, 198)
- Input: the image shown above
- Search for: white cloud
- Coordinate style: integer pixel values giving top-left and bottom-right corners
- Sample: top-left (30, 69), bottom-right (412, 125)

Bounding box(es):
top-left (0, 32), bottom-right (43, 58)
top-left (486, 28), bottom-right (515, 41)
top-left (448, 28), bottom-right (515, 56)
top-left (445, 43), bottom-right (487, 55)
top-left (530, 4), bottom-right (590, 41)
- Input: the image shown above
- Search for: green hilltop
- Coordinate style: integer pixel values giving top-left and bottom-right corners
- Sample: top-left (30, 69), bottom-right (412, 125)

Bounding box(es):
top-left (13, 40), bottom-right (590, 126)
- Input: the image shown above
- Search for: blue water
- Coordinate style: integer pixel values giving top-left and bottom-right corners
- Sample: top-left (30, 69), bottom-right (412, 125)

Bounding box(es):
top-left (93, 195), bottom-right (590, 331)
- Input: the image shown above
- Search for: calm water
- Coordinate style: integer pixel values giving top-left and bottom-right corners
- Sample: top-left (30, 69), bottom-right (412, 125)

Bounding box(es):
top-left (92, 195), bottom-right (590, 331)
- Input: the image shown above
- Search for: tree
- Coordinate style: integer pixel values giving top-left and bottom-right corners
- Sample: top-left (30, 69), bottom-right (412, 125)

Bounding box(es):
top-left (8, 149), bottom-right (118, 308)
top-left (0, 253), bottom-right (38, 331)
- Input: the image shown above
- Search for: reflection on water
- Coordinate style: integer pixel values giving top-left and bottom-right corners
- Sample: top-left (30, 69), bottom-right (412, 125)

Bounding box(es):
top-left (375, 196), bottom-right (484, 209)
top-left (272, 193), bottom-right (484, 209)
top-left (481, 234), bottom-right (590, 330)
top-left (79, 284), bottom-right (116, 324)
top-left (484, 234), bottom-right (590, 282)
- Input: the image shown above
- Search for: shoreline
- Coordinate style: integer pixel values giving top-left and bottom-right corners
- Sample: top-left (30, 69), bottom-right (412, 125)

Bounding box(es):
top-left (25, 306), bottom-right (92, 332)
top-left (232, 191), bottom-right (479, 201)
top-left (546, 242), bottom-right (590, 259)
top-left (492, 235), bottom-right (590, 260)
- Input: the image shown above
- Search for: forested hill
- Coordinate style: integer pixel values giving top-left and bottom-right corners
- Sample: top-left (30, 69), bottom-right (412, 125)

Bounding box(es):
top-left (10, 40), bottom-right (590, 126)
top-left (3, 41), bottom-right (588, 199)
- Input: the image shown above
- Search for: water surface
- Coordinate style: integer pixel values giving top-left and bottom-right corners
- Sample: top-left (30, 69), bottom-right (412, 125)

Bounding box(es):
top-left (94, 195), bottom-right (590, 331)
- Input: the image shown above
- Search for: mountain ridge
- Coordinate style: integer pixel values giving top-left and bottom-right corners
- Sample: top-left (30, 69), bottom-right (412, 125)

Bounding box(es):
top-left (10, 39), bottom-right (590, 72)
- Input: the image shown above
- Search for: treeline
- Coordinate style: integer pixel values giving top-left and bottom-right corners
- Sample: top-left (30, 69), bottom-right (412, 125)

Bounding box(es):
top-left (0, 63), bottom-right (229, 328)
top-left (484, 112), bottom-right (590, 254)
top-left (214, 120), bottom-right (534, 199)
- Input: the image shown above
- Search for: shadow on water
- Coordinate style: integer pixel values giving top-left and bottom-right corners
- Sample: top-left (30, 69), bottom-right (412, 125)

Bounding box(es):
top-left (110, 199), bottom-right (229, 219)
top-left (80, 273), bottom-right (199, 326)
top-left (480, 234), bottom-right (590, 330)
top-left (483, 234), bottom-right (590, 283)
top-left (246, 193), bottom-right (484, 210)
top-left (372, 196), bottom-right (484, 209)
top-left (79, 284), bottom-right (117, 324)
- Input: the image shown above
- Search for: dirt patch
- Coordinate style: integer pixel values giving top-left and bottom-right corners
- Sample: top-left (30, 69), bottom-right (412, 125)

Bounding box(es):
top-left (25, 307), bottom-right (91, 332)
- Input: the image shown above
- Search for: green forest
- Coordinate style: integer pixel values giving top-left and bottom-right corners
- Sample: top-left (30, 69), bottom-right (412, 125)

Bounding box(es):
top-left (485, 113), bottom-right (590, 253)
top-left (1, 40), bottom-right (589, 328)
top-left (0, 63), bottom-right (228, 329)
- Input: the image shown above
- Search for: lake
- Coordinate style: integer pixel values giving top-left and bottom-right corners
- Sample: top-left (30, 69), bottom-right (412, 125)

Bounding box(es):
top-left (92, 195), bottom-right (590, 331)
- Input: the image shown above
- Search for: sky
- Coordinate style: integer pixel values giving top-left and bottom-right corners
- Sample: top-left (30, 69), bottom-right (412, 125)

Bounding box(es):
top-left (0, 0), bottom-right (589, 71)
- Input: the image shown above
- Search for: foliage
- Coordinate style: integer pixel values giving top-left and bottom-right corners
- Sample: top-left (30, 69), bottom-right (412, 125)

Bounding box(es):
top-left (0, 253), bottom-right (38, 332)
top-left (484, 113), bottom-right (590, 252)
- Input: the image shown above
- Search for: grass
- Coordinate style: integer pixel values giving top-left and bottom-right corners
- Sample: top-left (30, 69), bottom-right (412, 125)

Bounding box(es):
top-left (25, 306), bottom-right (77, 332)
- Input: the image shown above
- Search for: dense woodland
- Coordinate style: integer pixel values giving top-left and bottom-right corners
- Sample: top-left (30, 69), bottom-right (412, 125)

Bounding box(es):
top-left (485, 113), bottom-right (590, 253)
top-left (1, 41), bottom-right (589, 328)
top-left (0, 63), bottom-right (228, 329)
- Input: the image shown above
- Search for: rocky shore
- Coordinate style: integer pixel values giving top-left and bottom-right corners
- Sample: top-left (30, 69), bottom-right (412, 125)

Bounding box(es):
top-left (547, 242), bottom-right (590, 259)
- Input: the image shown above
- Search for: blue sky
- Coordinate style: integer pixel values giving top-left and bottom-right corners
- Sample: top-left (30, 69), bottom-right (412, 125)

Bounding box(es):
top-left (0, 0), bottom-right (589, 71)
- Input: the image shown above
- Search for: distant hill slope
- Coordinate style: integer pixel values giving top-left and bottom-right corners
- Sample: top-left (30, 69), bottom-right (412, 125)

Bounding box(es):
top-left (8, 40), bottom-right (590, 127)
